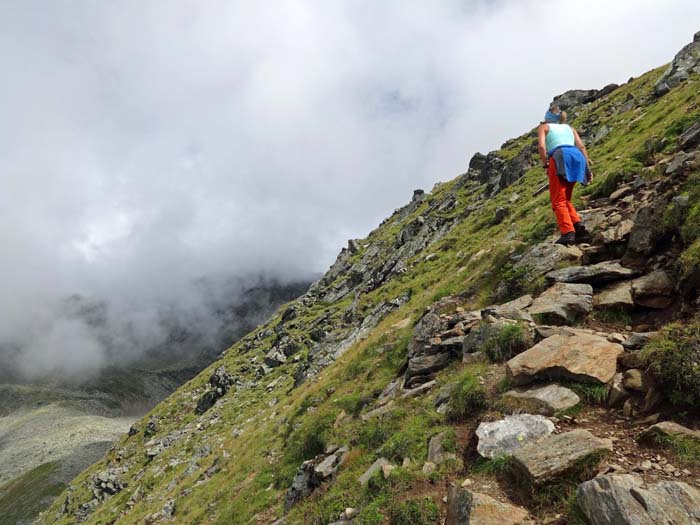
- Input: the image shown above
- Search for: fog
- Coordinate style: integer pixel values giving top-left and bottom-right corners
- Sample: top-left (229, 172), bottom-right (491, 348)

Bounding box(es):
top-left (0, 1), bottom-right (698, 378)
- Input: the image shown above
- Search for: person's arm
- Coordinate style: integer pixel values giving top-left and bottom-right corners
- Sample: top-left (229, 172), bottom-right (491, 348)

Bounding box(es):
top-left (537, 124), bottom-right (548, 168)
top-left (572, 127), bottom-right (593, 180)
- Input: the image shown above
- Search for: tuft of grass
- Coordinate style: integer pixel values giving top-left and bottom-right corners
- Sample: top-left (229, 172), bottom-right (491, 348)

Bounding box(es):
top-left (388, 497), bottom-right (440, 525)
top-left (471, 453), bottom-right (513, 475)
top-left (443, 369), bottom-right (488, 422)
top-left (594, 307), bottom-right (632, 326)
top-left (563, 381), bottom-right (608, 405)
top-left (644, 432), bottom-right (700, 465)
top-left (480, 323), bottom-right (532, 363)
top-left (641, 318), bottom-right (700, 411)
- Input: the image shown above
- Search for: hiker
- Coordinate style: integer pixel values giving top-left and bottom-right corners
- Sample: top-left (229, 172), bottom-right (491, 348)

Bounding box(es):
top-left (537, 106), bottom-right (592, 245)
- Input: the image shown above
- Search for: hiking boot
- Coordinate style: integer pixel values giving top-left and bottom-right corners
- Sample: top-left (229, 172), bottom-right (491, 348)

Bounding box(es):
top-left (573, 221), bottom-right (591, 243)
top-left (555, 232), bottom-right (576, 246)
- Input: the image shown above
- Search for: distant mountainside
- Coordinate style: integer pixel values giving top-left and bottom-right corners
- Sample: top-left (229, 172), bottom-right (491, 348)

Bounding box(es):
top-left (0, 278), bottom-right (310, 525)
top-left (37, 32), bottom-right (700, 525)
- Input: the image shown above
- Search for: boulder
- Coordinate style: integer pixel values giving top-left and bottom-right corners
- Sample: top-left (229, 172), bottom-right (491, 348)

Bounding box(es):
top-left (358, 458), bottom-right (391, 486)
top-left (284, 461), bottom-right (320, 511)
top-left (511, 430), bottom-right (612, 485)
top-left (631, 270), bottom-right (674, 309)
top-left (607, 373), bottom-right (630, 408)
top-left (622, 332), bottom-right (657, 350)
top-left (679, 120), bottom-right (700, 150)
top-left (506, 331), bottom-right (623, 386)
top-left (598, 220), bottom-right (635, 245)
top-left (637, 421), bottom-right (700, 444)
top-left (513, 243), bottom-right (582, 275)
top-left (405, 352), bottom-right (452, 388)
top-left (576, 474), bottom-right (700, 525)
top-left (622, 369), bottom-right (651, 393)
top-left (528, 283), bottom-right (593, 324)
top-left (476, 415), bottom-right (555, 458)
top-left (545, 260), bottom-right (639, 285)
top-left (594, 281), bottom-right (634, 310)
top-left (446, 485), bottom-right (531, 525)
top-left (427, 432), bottom-right (457, 464)
top-left (502, 384), bottom-right (580, 416)
top-left (482, 295), bottom-right (534, 322)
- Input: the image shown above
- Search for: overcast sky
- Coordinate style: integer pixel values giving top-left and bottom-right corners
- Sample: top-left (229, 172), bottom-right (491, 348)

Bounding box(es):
top-left (1, 1), bottom-right (698, 377)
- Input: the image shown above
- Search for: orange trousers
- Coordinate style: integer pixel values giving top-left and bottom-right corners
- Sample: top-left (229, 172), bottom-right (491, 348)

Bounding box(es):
top-left (548, 157), bottom-right (581, 234)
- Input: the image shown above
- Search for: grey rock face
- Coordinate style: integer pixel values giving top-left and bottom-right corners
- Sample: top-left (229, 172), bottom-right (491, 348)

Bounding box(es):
top-left (631, 270), bottom-right (674, 309)
top-left (545, 260), bottom-right (639, 285)
top-left (576, 474), bottom-right (700, 525)
top-left (195, 367), bottom-right (235, 414)
top-left (284, 461), bottom-right (319, 511)
top-left (654, 34), bottom-right (700, 96)
top-left (528, 283), bottom-right (593, 325)
top-left (476, 414), bottom-right (555, 459)
top-left (511, 430), bottom-right (612, 485)
top-left (679, 120), bottom-right (700, 150)
top-left (502, 384), bottom-right (580, 416)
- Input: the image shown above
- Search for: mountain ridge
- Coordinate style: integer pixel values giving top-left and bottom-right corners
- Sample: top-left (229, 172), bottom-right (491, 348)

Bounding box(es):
top-left (36, 33), bottom-right (700, 525)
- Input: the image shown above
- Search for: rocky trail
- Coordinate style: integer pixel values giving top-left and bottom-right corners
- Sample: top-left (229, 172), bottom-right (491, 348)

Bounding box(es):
top-left (283, 176), bottom-right (700, 524)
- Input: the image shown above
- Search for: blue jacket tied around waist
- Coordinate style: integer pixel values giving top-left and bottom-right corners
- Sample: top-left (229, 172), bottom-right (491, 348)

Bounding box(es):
top-left (548, 144), bottom-right (590, 185)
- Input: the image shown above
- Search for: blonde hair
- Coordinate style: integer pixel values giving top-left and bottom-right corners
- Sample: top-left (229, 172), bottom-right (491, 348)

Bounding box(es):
top-left (549, 105), bottom-right (567, 123)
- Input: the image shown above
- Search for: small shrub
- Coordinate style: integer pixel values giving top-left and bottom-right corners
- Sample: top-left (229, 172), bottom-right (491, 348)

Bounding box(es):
top-left (644, 431), bottom-right (700, 465)
top-left (357, 410), bottom-right (404, 451)
top-left (335, 392), bottom-right (370, 417)
top-left (494, 264), bottom-right (542, 302)
top-left (444, 369), bottom-right (488, 422)
top-left (481, 323), bottom-right (532, 362)
top-left (642, 319), bottom-right (700, 410)
top-left (388, 497), bottom-right (440, 525)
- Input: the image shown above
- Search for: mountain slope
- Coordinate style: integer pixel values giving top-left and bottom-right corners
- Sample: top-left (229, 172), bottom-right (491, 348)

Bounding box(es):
top-left (39, 34), bottom-right (700, 525)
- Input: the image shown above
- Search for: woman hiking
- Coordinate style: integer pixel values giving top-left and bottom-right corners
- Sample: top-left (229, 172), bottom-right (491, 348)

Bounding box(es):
top-left (537, 106), bottom-right (592, 245)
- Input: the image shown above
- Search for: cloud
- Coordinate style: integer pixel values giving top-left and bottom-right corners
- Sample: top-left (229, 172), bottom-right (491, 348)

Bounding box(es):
top-left (0, 0), bottom-right (697, 377)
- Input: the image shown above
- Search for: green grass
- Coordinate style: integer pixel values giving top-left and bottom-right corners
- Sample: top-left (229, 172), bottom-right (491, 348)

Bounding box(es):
top-left (480, 323), bottom-right (532, 363)
top-left (0, 462), bottom-right (65, 525)
top-left (443, 368), bottom-right (488, 422)
top-left (471, 453), bottom-right (513, 476)
top-left (641, 318), bottom-right (700, 410)
top-left (39, 58), bottom-right (700, 525)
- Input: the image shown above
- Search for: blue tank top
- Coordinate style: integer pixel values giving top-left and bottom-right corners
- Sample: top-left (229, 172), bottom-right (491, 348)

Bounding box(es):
top-left (545, 123), bottom-right (575, 153)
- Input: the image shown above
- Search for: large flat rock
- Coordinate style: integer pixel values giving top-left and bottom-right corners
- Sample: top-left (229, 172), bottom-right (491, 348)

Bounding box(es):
top-left (476, 414), bottom-right (555, 458)
top-left (545, 260), bottom-right (640, 285)
top-left (514, 243), bottom-right (582, 275)
top-left (502, 383), bottom-right (580, 416)
top-left (511, 429), bottom-right (612, 485)
top-left (594, 281), bottom-right (634, 310)
top-left (576, 474), bottom-right (700, 525)
top-left (446, 485), bottom-right (532, 525)
top-left (528, 283), bottom-right (593, 325)
top-left (506, 331), bottom-right (623, 386)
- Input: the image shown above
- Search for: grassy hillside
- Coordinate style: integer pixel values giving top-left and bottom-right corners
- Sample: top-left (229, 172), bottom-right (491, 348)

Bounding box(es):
top-left (39, 42), bottom-right (700, 525)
